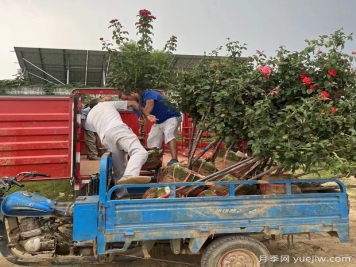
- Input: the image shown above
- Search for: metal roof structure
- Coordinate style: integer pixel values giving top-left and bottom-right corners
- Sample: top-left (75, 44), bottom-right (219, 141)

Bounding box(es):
top-left (14, 47), bottom-right (110, 86)
top-left (14, 47), bottom-right (217, 87)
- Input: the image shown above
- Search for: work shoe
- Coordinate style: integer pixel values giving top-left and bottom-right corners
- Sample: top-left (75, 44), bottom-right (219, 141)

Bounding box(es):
top-left (167, 159), bottom-right (180, 167)
top-left (116, 176), bottom-right (151, 185)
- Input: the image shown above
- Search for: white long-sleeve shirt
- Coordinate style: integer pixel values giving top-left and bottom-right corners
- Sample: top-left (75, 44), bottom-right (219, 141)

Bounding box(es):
top-left (87, 101), bottom-right (128, 142)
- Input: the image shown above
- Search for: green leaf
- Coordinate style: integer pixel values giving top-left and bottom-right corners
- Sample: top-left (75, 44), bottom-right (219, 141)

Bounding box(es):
top-left (311, 154), bottom-right (318, 162)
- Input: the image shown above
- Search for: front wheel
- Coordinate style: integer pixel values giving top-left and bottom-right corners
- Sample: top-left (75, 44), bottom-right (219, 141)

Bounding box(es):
top-left (201, 235), bottom-right (272, 267)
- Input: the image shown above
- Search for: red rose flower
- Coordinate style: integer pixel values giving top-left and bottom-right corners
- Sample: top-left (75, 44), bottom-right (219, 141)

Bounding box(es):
top-left (331, 107), bottom-right (337, 114)
top-left (299, 74), bottom-right (308, 79)
top-left (317, 50), bottom-right (323, 54)
top-left (302, 77), bottom-right (311, 85)
top-left (321, 91), bottom-right (330, 99)
top-left (139, 9), bottom-right (151, 16)
top-left (328, 69), bottom-right (337, 77)
top-left (309, 85), bottom-right (317, 90)
top-left (99, 37), bottom-right (104, 41)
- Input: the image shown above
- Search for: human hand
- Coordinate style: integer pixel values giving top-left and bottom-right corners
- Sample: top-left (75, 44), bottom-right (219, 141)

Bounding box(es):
top-left (146, 114), bottom-right (158, 123)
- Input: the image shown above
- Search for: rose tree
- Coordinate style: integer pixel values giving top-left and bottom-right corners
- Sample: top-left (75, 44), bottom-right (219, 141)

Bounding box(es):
top-left (175, 30), bottom-right (356, 176)
top-left (100, 9), bottom-right (178, 94)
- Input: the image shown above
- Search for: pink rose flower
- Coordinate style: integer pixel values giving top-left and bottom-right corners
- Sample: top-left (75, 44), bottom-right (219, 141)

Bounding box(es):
top-left (258, 66), bottom-right (271, 77)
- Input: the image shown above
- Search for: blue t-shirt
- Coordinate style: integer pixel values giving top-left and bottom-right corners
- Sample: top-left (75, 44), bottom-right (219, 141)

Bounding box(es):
top-left (81, 107), bottom-right (95, 132)
top-left (134, 90), bottom-right (180, 124)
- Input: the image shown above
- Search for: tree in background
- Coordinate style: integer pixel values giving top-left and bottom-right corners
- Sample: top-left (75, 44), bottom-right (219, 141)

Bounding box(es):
top-left (100, 10), bottom-right (177, 94)
top-left (0, 71), bottom-right (30, 94)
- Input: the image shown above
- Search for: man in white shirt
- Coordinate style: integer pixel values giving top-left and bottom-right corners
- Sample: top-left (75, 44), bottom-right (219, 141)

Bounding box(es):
top-left (86, 98), bottom-right (156, 199)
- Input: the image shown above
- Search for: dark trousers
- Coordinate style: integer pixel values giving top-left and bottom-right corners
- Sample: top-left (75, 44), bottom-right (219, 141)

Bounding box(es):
top-left (85, 130), bottom-right (98, 158)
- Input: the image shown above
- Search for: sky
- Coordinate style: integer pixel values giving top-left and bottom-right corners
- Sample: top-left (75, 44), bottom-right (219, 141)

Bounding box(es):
top-left (0, 0), bottom-right (356, 79)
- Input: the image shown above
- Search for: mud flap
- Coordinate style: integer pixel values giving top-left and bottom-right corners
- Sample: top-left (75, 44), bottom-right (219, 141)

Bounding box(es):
top-left (0, 213), bottom-right (6, 246)
top-left (0, 212), bottom-right (3, 226)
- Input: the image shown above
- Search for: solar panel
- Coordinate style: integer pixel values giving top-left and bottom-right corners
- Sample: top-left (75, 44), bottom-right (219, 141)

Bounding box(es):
top-left (14, 47), bottom-right (243, 86)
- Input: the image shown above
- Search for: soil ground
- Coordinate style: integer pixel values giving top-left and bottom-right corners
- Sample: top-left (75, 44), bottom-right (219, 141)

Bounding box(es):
top-left (1, 154), bottom-right (355, 267)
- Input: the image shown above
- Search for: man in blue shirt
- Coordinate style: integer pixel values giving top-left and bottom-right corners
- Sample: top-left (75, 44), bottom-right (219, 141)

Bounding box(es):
top-left (122, 90), bottom-right (182, 166)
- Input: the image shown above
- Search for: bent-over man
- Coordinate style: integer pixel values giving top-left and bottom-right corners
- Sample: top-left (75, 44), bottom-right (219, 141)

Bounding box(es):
top-left (86, 99), bottom-right (156, 199)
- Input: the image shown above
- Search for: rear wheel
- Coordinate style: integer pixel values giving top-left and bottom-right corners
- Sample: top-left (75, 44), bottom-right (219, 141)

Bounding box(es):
top-left (201, 235), bottom-right (272, 267)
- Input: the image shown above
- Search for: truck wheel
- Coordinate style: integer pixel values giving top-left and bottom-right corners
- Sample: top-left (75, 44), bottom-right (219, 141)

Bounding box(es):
top-left (201, 235), bottom-right (272, 267)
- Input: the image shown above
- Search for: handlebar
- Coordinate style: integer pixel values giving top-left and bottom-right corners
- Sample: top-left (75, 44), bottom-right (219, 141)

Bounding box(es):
top-left (0, 172), bottom-right (51, 189)
top-left (31, 173), bottom-right (51, 178)
top-left (10, 179), bottom-right (25, 187)
top-left (16, 172), bottom-right (51, 179)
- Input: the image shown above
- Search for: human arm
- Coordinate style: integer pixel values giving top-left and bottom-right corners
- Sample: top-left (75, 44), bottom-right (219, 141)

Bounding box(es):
top-left (142, 99), bottom-right (154, 115)
top-left (127, 100), bottom-right (157, 123)
top-left (110, 100), bottom-right (154, 121)
top-left (140, 90), bottom-right (158, 115)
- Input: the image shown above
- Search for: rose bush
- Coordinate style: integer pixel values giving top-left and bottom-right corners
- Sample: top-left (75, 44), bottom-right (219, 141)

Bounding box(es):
top-left (100, 10), bottom-right (177, 94)
top-left (175, 30), bottom-right (356, 175)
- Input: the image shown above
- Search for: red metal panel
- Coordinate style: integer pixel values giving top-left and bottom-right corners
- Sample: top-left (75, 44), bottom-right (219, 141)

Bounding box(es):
top-left (120, 111), bottom-right (154, 139)
top-left (0, 96), bottom-right (74, 180)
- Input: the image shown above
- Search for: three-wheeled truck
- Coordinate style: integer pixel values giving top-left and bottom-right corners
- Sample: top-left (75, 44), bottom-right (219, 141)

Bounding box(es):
top-left (0, 92), bottom-right (351, 266)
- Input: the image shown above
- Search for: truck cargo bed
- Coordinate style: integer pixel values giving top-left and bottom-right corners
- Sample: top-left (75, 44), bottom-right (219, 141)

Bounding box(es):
top-left (72, 153), bottom-right (351, 256)
top-left (80, 156), bottom-right (100, 177)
